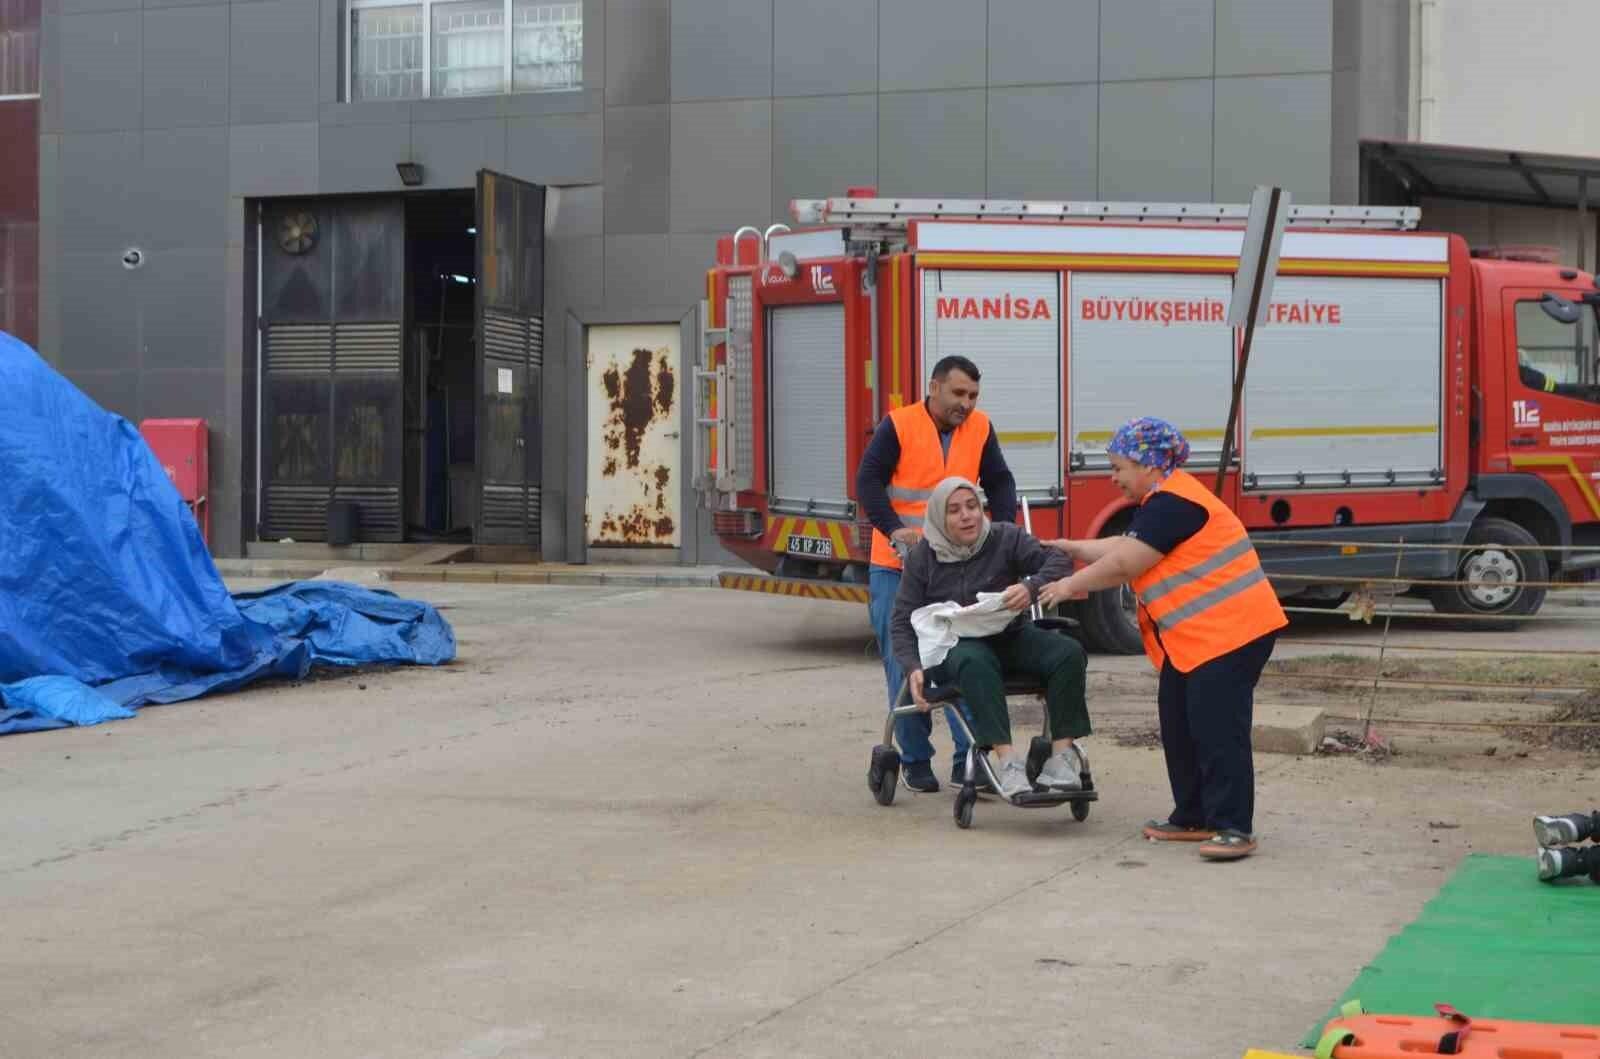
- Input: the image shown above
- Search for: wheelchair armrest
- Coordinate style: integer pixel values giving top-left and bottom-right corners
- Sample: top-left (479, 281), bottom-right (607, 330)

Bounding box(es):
top-left (1032, 617), bottom-right (1078, 634)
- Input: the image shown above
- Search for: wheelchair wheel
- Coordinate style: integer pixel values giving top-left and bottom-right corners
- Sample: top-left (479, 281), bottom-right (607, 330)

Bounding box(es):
top-left (1025, 736), bottom-right (1052, 786)
top-left (954, 786), bottom-right (977, 829)
top-left (1070, 799), bottom-right (1091, 822)
top-left (869, 744), bottom-right (900, 807)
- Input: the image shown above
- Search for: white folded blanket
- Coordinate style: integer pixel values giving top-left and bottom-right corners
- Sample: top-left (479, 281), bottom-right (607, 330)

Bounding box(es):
top-left (909, 593), bottom-right (1019, 669)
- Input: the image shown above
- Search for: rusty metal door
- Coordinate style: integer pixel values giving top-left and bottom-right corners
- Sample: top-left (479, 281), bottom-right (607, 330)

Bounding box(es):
top-left (259, 198), bottom-right (405, 542)
top-left (586, 324), bottom-right (682, 548)
top-left (475, 169), bottom-right (545, 546)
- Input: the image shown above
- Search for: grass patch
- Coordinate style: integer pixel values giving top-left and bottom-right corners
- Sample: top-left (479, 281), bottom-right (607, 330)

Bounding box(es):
top-left (1505, 690), bottom-right (1600, 752)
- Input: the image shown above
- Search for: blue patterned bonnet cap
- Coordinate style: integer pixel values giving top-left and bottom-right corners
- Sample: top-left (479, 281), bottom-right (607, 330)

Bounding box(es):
top-left (1106, 417), bottom-right (1191, 472)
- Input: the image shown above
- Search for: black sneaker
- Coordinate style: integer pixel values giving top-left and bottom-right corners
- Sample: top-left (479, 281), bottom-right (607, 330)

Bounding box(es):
top-left (901, 760), bottom-right (939, 794)
top-left (951, 756), bottom-right (995, 792)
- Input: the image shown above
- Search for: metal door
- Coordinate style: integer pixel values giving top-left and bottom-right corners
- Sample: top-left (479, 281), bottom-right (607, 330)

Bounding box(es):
top-left (259, 198), bottom-right (405, 542)
top-left (586, 324), bottom-right (682, 548)
top-left (475, 170), bottom-right (546, 545)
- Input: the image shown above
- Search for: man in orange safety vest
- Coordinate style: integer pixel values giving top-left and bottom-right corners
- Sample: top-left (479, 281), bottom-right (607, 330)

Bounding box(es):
top-left (856, 355), bottom-right (1017, 794)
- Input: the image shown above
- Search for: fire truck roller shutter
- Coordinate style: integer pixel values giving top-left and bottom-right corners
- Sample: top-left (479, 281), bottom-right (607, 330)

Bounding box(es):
top-left (769, 303), bottom-right (849, 512)
top-left (1069, 273), bottom-right (1235, 470)
top-left (920, 270), bottom-right (1063, 498)
top-left (1242, 276), bottom-right (1443, 491)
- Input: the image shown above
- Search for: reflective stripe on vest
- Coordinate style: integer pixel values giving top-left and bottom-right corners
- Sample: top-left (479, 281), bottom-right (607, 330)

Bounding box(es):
top-left (1138, 537), bottom-right (1254, 607)
top-left (1129, 469), bottom-right (1287, 673)
top-left (868, 403), bottom-right (990, 570)
top-left (1149, 566), bottom-right (1268, 632)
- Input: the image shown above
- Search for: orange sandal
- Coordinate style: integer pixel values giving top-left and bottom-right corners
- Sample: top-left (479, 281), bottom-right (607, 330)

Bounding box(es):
top-left (1198, 830), bottom-right (1258, 860)
top-left (1142, 820), bottom-right (1215, 842)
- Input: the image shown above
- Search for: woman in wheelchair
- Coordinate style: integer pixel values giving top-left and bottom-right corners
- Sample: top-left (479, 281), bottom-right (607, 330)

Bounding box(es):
top-left (889, 475), bottom-right (1091, 799)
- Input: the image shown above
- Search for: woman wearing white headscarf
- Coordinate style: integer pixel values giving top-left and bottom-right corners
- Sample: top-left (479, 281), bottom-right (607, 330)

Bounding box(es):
top-left (889, 476), bottom-right (1090, 798)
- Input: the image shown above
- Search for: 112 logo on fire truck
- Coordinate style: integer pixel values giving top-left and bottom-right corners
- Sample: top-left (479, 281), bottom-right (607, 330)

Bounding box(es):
top-left (761, 261), bottom-right (836, 294)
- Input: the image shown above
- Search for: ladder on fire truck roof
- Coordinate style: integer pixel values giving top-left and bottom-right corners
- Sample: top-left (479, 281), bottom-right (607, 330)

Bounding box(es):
top-left (789, 196), bottom-right (1421, 238)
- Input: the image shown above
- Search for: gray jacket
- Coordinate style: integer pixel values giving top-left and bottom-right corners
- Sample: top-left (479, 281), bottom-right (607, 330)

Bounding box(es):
top-left (889, 522), bottom-right (1074, 676)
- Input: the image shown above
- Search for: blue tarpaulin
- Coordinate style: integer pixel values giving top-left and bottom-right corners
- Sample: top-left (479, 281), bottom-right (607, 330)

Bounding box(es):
top-left (0, 332), bottom-right (456, 737)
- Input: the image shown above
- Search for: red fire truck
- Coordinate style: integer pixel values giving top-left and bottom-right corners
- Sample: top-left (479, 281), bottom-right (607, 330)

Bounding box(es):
top-left (695, 193), bottom-right (1600, 652)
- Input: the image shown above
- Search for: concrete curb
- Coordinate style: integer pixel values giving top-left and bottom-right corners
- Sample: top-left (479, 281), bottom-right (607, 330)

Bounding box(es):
top-left (214, 559), bottom-right (723, 589)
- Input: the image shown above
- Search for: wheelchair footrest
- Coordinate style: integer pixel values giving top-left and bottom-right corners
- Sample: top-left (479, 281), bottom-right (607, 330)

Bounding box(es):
top-left (1010, 788), bottom-right (1100, 808)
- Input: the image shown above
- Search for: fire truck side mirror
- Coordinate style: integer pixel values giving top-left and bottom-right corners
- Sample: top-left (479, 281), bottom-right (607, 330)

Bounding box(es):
top-left (1539, 292), bottom-right (1582, 325)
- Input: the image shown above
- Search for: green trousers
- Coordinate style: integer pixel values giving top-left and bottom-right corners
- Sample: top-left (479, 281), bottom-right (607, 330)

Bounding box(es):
top-left (930, 624), bottom-right (1091, 748)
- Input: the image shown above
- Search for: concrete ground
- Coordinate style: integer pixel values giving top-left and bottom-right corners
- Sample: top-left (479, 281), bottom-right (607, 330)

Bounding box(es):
top-left (2, 582), bottom-right (1594, 1059)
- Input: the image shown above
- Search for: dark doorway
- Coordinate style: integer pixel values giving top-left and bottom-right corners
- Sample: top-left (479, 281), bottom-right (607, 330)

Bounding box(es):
top-left (404, 192), bottom-right (477, 541)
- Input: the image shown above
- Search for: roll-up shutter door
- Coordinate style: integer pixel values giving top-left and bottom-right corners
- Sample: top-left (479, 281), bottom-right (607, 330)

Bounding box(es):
top-left (769, 303), bottom-right (849, 513)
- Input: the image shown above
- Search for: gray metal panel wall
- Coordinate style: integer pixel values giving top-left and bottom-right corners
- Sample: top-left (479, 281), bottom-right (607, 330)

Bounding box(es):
top-left (879, 0), bottom-right (985, 92)
top-left (142, 6), bottom-right (229, 129)
top-left (772, 95), bottom-right (877, 222)
top-left (879, 89), bottom-right (987, 198)
top-left (1101, 0), bottom-right (1214, 82)
top-left (229, 0), bottom-right (319, 125)
top-left (670, 100), bottom-right (772, 233)
top-left (670, 0), bottom-right (771, 102)
top-left (988, 85), bottom-right (1098, 200)
top-left (1216, 0), bottom-right (1332, 77)
top-left (1213, 74), bottom-right (1333, 203)
top-left (1099, 79), bottom-right (1215, 202)
top-left (774, 0), bottom-right (875, 96)
top-left (988, 0), bottom-right (1098, 87)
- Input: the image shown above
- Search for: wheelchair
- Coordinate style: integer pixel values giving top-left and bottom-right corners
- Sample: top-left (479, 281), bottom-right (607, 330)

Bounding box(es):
top-left (866, 613), bottom-right (1099, 830)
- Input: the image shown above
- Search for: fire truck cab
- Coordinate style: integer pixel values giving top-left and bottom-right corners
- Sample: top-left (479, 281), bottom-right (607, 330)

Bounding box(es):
top-left (696, 194), bottom-right (1600, 651)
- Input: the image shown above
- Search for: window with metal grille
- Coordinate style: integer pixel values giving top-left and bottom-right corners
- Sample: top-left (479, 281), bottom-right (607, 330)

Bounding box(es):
top-left (347, 0), bottom-right (580, 102)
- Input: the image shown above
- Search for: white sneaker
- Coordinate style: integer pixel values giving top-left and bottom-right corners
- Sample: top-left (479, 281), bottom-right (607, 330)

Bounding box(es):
top-left (1037, 746), bottom-right (1085, 791)
top-left (992, 755), bottom-right (1032, 799)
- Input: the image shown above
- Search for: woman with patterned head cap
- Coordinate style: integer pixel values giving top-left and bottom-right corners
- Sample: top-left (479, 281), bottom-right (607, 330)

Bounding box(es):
top-left (1035, 417), bottom-right (1286, 861)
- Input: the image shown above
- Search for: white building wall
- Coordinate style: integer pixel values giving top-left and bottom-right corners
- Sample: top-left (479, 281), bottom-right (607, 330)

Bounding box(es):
top-left (1416, 0), bottom-right (1600, 154)
top-left (1410, 0), bottom-right (1600, 268)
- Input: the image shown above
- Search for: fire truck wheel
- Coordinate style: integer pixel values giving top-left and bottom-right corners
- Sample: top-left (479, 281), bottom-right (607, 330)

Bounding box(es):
top-left (1078, 585), bottom-right (1144, 655)
top-left (1428, 517), bottom-right (1548, 624)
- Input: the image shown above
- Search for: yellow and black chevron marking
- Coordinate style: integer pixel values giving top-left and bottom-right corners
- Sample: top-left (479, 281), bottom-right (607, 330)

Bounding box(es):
top-left (718, 572), bottom-right (870, 604)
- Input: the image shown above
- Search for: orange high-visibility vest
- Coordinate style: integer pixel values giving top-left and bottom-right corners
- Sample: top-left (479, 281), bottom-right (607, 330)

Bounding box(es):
top-left (869, 403), bottom-right (992, 570)
top-left (1129, 469), bottom-right (1287, 673)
